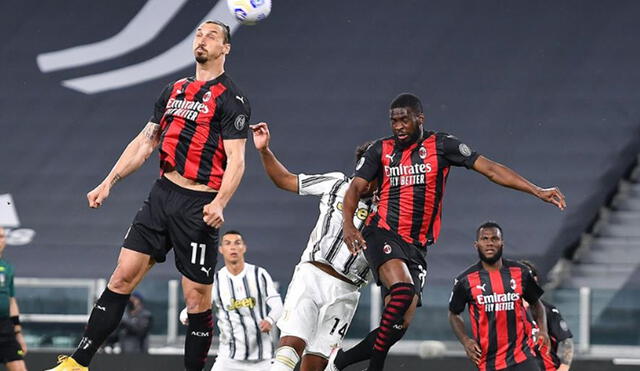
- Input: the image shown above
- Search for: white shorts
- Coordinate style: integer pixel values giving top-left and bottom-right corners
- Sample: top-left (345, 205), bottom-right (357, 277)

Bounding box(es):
top-left (277, 262), bottom-right (361, 358)
top-left (210, 357), bottom-right (272, 371)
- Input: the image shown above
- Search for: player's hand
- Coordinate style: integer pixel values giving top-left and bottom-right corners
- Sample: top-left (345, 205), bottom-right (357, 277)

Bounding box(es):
top-left (463, 337), bottom-right (481, 365)
top-left (535, 186), bottom-right (566, 210)
top-left (259, 319), bottom-right (273, 333)
top-left (16, 332), bottom-right (27, 355)
top-left (537, 330), bottom-right (551, 354)
top-left (343, 223), bottom-right (366, 255)
top-left (203, 201), bottom-right (225, 228)
top-left (87, 183), bottom-right (110, 208)
top-left (250, 122), bottom-right (271, 152)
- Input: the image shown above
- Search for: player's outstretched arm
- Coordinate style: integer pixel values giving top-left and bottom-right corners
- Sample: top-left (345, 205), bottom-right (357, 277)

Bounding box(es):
top-left (448, 311), bottom-right (481, 365)
top-left (342, 177), bottom-right (369, 255)
top-left (87, 122), bottom-right (161, 208)
top-left (203, 138), bottom-right (246, 228)
top-left (250, 122), bottom-right (298, 193)
top-left (472, 156), bottom-right (566, 210)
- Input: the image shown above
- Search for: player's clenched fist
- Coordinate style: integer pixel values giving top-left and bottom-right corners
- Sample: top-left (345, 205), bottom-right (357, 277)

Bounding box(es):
top-left (203, 201), bottom-right (224, 228)
top-left (87, 183), bottom-right (110, 208)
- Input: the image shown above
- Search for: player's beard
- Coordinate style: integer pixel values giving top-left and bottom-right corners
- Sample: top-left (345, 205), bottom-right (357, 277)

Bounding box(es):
top-left (395, 126), bottom-right (423, 149)
top-left (478, 245), bottom-right (503, 264)
top-left (195, 54), bottom-right (208, 64)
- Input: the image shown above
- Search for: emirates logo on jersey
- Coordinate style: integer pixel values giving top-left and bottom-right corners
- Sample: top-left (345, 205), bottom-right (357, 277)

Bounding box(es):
top-left (164, 98), bottom-right (210, 121)
top-left (383, 243), bottom-right (392, 254)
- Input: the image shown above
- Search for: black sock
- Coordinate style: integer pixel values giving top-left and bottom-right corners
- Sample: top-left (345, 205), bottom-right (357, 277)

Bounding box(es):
top-left (72, 288), bottom-right (130, 366)
top-left (334, 328), bottom-right (379, 370)
top-left (368, 282), bottom-right (414, 371)
top-left (184, 310), bottom-right (213, 371)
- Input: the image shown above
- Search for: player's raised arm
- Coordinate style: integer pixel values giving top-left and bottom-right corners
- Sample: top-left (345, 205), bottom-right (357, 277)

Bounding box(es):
top-left (472, 155), bottom-right (566, 210)
top-left (203, 138), bottom-right (246, 228)
top-left (87, 122), bottom-right (161, 208)
top-left (251, 122), bottom-right (298, 193)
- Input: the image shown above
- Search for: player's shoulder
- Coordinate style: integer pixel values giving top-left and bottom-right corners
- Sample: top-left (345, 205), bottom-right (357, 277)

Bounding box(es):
top-left (299, 172), bottom-right (347, 185)
top-left (219, 73), bottom-right (247, 97)
top-left (504, 259), bottom-right (531, 272)
top-left (454, 262), bottom-right (482, 282)
top-left (541, 300), bottom-right (559, 313)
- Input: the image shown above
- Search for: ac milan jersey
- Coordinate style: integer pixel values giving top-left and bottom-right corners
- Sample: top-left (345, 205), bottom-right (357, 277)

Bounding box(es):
top-left (355, 131), bottom-right (479, 248)
top-left (297, 172), bottom-right (373, 286)
top-left (150, 73), bottom-right (250, 190)
top-left (532, 301), bottom-right (573, 371)
top-left (213, 263), bottom-right (280, 361)
top-left (449, 259), bottom-right (544, 371)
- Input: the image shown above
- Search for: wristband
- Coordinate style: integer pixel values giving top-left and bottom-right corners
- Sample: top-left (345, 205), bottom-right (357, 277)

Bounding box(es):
top-left (10, 316), bottom-right (20, 326)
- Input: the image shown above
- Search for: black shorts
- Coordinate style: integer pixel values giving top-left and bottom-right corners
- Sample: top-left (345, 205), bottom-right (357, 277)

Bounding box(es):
top-left (362, 226), bottom-right (428, 305)
top-left (0, 337), bottom-right (24, 363)
top-left (501, 359), bottom-right (542, 371)
top-left (123, 177), bottom-right (218, 284)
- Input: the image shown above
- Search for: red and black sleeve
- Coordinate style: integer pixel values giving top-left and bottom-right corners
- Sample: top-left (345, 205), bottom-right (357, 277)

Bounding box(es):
top-left (219, 91), bottom-right (251, 140)
top-left (149, 81), bottom-right (175, 124)
top-left (354, 140), bottom-right (382, 181)
top-left (449, 277), bottom-right (469, 315)
top-left (440, 133), bottom-right (480, 169)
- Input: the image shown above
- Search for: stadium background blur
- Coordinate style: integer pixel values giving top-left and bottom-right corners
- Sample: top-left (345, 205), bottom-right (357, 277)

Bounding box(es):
top-left (1, 0), bottom-right (639, 369)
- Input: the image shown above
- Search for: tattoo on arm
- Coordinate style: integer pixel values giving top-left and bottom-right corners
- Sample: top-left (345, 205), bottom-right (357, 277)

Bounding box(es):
top-left (557, 338), bottom-right (574, 365)
top-left (110, 173), bottom-right (122, 188)
top-left (143, 123), bottom-right (161, 142)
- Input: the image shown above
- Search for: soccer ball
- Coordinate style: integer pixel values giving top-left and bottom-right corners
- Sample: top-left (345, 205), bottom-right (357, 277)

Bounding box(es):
top-left (227, 0), bottom-right (271, 25)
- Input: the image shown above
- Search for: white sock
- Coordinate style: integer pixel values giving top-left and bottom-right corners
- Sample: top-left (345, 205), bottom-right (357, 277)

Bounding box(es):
top-left (270, 345), bottom-right (300, 371)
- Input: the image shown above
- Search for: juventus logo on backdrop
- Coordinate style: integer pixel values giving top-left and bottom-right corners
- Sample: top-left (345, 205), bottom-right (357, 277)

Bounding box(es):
top-left (36, 0), bottom-right (240, 94)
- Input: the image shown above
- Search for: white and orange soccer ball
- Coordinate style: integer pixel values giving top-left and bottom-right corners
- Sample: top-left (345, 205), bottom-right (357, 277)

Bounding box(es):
top-left (226, 0), bottom-right (272, 25)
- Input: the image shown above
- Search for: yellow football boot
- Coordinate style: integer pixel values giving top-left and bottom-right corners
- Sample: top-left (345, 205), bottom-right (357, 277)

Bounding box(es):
top-left (45, 355), bottom-right (89, 371)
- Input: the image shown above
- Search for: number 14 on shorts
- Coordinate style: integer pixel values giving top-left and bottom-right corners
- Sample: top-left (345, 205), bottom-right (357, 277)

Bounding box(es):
top-left (330, 318), bottom-right (349, 338)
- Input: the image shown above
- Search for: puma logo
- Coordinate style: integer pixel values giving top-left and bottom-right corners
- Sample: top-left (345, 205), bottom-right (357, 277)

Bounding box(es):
top-left (476, 284), bottom-right (486, 292)
top-left (385, 153), bottom-right (396, 162)
top-left (235, 95), bottom-right (245, 103)
top-left (95, 305), bottom-right (106, 312)
top-left (201, 266), bottom-right (212, 277)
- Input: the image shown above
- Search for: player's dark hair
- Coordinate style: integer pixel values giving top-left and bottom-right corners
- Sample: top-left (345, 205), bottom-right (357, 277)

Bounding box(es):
top-left (519, 260), bottom-right (539, 279)
top-left (390, 93), bottom-right (423, 114)
top-left (204, 20), bottom-right (231, 44)
top-left (355, 141), bottom-right (374, 163)
top-left (475, 221), bottom-right (503, 240)
top-left (223, 230), bottom-right (243, 239)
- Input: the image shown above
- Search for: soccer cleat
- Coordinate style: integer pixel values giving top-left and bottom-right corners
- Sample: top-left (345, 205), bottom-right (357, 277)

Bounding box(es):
top-left (45, 355), bottom-right (89, 371)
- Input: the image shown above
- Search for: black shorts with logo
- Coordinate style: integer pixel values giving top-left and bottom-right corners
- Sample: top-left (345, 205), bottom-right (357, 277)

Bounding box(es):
top-left (123, 177), bottom-right (218, 284)
top-left (362, 225), bottom-right (428, 306)
top-left (0, 336), bottom-right (24, 363)
top-left (504, 359), bottom-right (542, 371)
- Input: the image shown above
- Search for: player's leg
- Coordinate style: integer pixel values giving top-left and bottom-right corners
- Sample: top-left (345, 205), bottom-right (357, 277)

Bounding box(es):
top-left (5, 360), bottom-right (27, 371)
top-left (70, 248), bottom-right (155, 366)
top-left (182, 276), bottom-right (214, 371)
top-left (271, 336), bottom-right (305, 371)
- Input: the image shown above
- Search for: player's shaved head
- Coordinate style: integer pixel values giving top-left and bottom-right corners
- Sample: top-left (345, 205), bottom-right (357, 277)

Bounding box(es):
top-left (390, 93), bottom-right (423, 115)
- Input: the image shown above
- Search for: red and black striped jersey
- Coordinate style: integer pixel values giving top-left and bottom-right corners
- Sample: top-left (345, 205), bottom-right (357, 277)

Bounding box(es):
top-left (531, 301), bottom-right (573, 371)
top-left (354, 131), bottom-right (479, 248)
top-left (150, 73), bottom-right (250, 190)
top-left (449, 259), bottom-right (544, 371)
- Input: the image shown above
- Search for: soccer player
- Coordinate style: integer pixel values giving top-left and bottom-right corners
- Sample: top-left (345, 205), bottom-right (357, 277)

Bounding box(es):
top-left (0, 227), bottom-right (28, 371)
top-left (336, 93), bottom-right (566, 371)
top-left (47, 20), bottom-right (250, 371)
top-left (449, 222), bottom-right (548, 371)
top-left (250, 122), bottom-right (375, 371)
top-left (519, 260), bottom-right (574, 371)
top-left (180, 230), bottom-right (283, 371)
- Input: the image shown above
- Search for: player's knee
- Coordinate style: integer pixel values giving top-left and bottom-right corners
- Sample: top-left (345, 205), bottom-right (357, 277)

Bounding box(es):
top-left (108, 270), bottom-right (137, 293)
top-left (183, 287), bottom-right (211, 312)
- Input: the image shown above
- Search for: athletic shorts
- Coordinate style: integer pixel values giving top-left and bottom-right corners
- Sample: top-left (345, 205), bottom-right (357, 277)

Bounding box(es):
top-left (362, 226), bottom-right (427, 306)
top-left (499, 359), bottom-right (542, 371)
top-left (0, 337), bottom-right (24, 363)
top-left (123, 177), bottom-right (218, 284)
top-left (277, 262), bottom-right (361, 358)
top-left (211, 357), bottom-right (272, 371)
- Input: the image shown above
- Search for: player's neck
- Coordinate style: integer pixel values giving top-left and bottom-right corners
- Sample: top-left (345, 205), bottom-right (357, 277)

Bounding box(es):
top-left (226, 261), bottom-right (245, 276)
top-left (195, 58), bottom-right (225, 81)
top-left (481, 258), bottom-right (503, 272)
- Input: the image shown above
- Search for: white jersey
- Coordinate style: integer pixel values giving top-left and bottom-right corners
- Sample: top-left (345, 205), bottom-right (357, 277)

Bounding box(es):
top-left (212, 263), bottom-right (279, 361)
top-left (297, 172), bottom-right (373, 286)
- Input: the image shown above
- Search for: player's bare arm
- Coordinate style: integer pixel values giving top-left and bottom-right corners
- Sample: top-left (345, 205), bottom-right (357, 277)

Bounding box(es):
top-left (472, 155), bottom-right (567, 210)
top-left (556, 338), bottom-right (574, 371)
top-left (251, 122), bottom-right (298, 193)
top-left (203, 138), bottom-right (246, 228)
top-left (448, 311), bottom-right (481, 365)
top-left (87, 122), bottom-right (161, 208)
top-left (529, 299), bottom-right (551, 352)
top-left (342, 177), bottom-right (369, 254)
